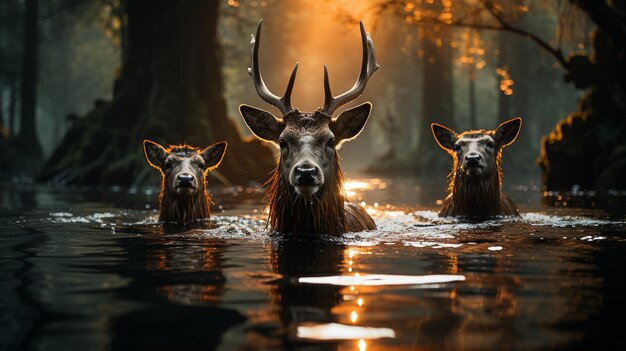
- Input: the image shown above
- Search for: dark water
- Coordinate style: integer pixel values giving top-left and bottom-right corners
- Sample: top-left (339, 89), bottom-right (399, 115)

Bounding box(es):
top-left (1, 178), bottom-right (625, 350)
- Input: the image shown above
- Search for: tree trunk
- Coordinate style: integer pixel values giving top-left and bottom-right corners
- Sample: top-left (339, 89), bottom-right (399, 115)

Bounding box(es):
top-left (497, 31), bottom-right (511, 121)
top-left (9, 77), bottom-right (17, 136)
top-left (16, 0), bottom-right (41, 160)
top-left (469, 64), bottom-right (477, 130)
top-left (496, 15), bottom-right (535, 174)
top-left (39, 0), bottom-right (273, 186)
top-left (0, 79), bottom-right (4, 130)
top-left (412, 23), bottom-right (455, 174)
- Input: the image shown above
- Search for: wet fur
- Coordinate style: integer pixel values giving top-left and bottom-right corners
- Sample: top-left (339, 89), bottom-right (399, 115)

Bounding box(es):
top-left (265, 152), bottom-right (375, 235)
top-left (440, 130), bottom-right (519, 219)
top-left (158, 186), bottom-right (211, 224)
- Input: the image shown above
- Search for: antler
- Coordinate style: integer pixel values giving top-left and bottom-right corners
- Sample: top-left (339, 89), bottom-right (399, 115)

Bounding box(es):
top-left (321, 21), bottom-right (379, 116)
top-left (248, 19), bottom-right (298, 115)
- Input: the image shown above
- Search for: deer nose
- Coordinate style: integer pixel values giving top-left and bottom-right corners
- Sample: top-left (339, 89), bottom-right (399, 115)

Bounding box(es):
top-left (177, 174), bottom-right (195, 187)
top-left (294, 166), bottom-right (318, 185)
top-left (465, 154), bottom-right (481, 167)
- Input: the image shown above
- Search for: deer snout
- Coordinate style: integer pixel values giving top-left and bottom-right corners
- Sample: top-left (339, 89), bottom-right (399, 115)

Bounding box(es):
top-left (291, 163), bottom-right (323, 196)
top-left (294, 166), bottom-right (318, 185)
top-left (176, 173), bottom-right (196, 188)
top-left (464, 153), bottom-right (482, 168)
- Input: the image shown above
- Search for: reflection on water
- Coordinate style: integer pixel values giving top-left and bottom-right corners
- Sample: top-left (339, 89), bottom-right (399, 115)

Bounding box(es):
top-left (298, 274), bottom-right (466, 286)
top-left (1, 178), bottom-right (625, 350)
top-left (297, 323), bottom-right (395, 340)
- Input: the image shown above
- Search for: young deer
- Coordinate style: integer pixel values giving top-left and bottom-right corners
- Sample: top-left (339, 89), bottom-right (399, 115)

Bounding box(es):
top-left (239, 20), bottom-right (378, 235)
top-left (143, 140), bottom-right (227, 224)
top-left (431, 118), bottom-right (522, 219)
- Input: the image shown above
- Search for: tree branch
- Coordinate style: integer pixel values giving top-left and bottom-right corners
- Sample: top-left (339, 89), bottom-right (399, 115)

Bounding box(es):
top-left (478, 0), bottom-right (568, 68)
top-left (464, 23), bottom-right (567, 68)
top-left (364, 0), bottom-right (569, 70)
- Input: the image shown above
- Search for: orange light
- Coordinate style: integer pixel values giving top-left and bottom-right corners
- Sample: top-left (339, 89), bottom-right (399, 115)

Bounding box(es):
top-left (358, 339), bottom-right (367, 351)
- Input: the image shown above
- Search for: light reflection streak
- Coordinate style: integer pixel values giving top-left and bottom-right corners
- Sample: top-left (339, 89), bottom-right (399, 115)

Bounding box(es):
top-left (299, 274), bottom-right (466, 286)
top-left (296, 323), bottom-right (395, 340)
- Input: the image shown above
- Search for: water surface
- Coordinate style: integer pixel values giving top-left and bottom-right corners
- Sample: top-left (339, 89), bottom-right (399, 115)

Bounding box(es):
top-left (1, 178), bottom-right (625, 350)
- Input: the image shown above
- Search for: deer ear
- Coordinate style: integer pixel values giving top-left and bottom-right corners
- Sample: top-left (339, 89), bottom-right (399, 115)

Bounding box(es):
top-left (331, 102), bottom-right (372, 142)
top-left (431, 123), bottom-right (458, 151)
top-left (143, 139), bottom-right (168, 169)
top-left (239, 104), bottom-right (284, 142)
top-left (494, 117), bottom-right (522, 148)
top-left (201, 141), bottom-right (227, 170)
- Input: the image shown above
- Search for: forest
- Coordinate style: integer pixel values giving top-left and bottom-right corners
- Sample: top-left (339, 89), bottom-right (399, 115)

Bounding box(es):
top-left (3, 2), bottom-right (626, 350)
top-left (0, 0), bottom-right (624, 208)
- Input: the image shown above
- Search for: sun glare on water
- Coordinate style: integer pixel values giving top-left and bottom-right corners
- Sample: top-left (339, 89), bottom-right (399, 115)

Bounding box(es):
top-left (343, 178), bottom-right (389, 199)
top-left (343, 180), bottom-right (372, 198)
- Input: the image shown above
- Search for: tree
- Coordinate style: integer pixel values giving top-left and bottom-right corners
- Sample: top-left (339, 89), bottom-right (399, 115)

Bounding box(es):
top-left (16, 0), bottom-right (42, 160)
top-left (414, 17), bottom-right (456, 174)
top-left (0, 0), bottom-right (22, 138)
top-left (38, 0), bottom-right (274, 185)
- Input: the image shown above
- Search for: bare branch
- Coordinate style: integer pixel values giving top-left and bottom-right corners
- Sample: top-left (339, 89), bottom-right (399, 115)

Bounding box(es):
top-left (359, 0), bottom-right (569, 70)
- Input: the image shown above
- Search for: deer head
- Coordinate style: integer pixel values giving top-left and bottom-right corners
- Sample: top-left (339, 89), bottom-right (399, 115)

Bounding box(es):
top-left (431, 118), bottom-right (522, 178)
top-left (144, 140), bottom-right (227, 197)
top-left (239, 20), bottom-right (379, 197)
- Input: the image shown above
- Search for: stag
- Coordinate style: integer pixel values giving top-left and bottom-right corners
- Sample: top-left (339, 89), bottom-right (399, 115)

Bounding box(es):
top-left (143, 140), bottom-right (227, 224)
top-left (431, 118), bottom-right (522, 219)
top-left (239, 20), bottom-right (378, 235)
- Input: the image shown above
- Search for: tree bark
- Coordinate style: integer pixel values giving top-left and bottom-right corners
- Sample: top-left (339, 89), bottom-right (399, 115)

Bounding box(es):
top-left (17, 0), bottom-right (41, 159)
top-left (39, 0), bottom-right (273, 185)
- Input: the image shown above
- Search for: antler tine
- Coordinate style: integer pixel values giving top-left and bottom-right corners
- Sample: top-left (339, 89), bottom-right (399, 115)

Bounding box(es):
top-left (283, 62), bottom-right (298, 111)
top-left (248, 19), bottom-right (297, 115)
top-left (322, 21), bottom-right (379, 116)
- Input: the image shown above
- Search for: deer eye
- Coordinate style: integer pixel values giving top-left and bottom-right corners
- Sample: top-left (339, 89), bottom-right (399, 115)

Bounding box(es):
top-left (453, 144), bottom-right (461, 151)
top-left (163, 161), bottom-right (172, 170)
top-left (198, 162), bottom-right (206, 169)
top-left (327, 138), bottom-right (336, 149)
top-left (486, 141), bottom-right (495, 148)
top-left (278, 139), bottom-right (287, 149)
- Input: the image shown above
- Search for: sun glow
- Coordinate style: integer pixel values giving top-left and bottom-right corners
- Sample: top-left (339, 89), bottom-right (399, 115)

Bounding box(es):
top-left (343, 179), bottom-right (389, 199)
top-left (344, 181), bottom-right (372, 198)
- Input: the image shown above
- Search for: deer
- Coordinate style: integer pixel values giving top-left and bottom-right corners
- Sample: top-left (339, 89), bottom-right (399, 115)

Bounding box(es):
top-left (143, 140), bottom-right (227, 224)
top-left (431, 118), bottom-right (522, 219)
top-left (238, 20), bottom-right (378, 235)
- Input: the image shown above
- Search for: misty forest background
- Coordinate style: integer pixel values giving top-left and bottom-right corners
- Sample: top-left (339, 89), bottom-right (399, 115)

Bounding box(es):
top-left (0, 0), bottom-right (624, 203)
